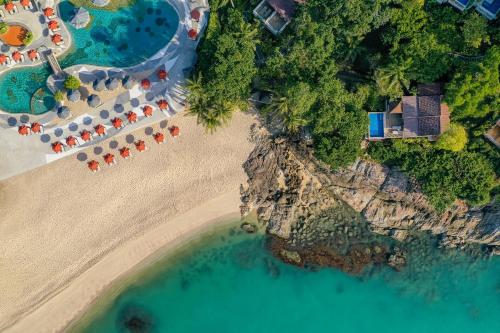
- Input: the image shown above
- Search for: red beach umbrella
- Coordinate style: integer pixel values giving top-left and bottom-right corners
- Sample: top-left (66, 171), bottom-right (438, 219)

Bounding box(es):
top-left (5, 2), bottom-right (15, 11)
top-left (135, 140), bottom-right (146, 152)
top-left (48, 20), bottom-right (59, 31)
top-left (43, 7), bottom-right (54, 17)
top-left (88, 160), bottom-right (100, 172)
top-left (157, 69), bottom-right (168, 81)
top-left (143, 105), bottom-right (153, 117)
top-left (20, 0), bottom-right (30, 7)
top-left (188, 29), bottom-right (197, 40)
top-left (126, 111), bottom-right (137, 123)
top-left (31, 122), bottom-right (42, 134)
top-left (111, 117), bottom-right (123, 129)
top-left (169, 126), bottom-right (180, 138)
top-left (80, 129), bottom-right (92, 142)
top-left (156, 99), bottom-right (168, 110)
top-left (103, 153), bottom-right (116, 165)
top-left (27, 50), bottom-right (39, 61)
top-left (94, 124), bottom-right (106, 136)
top-left (18, 125), bottom-right (30, 136)
top-left (65, 135), bottom-right (77, 148)
top-left (51, 34), bottom-right (63, 45)
top-left (190, 9), bottom-right (201, 21)
top-left (141, 78), bottom-right (151, 90)
top-left (0, 54), bottom-right (8, 64)
top-left (12, 51), bottom-right (22, 62)
top-left (119, 147), bottom-right (131, 159)
top-left (51, 141), bottom-right (63, 153)
top-left (153, 132), bottom-right (164, 144)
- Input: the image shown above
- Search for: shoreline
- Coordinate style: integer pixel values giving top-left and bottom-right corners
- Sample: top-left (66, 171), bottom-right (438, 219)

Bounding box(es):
top-left (6, 194), bottom-right (243, 333)
top-left (0, 111), bottom-right (257, 332)
top-left (68, 215), bottom-right (248, 333)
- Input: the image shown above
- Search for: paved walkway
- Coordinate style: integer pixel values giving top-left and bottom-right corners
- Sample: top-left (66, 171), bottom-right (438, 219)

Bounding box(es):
top-left (0, 0), bottom-right (209, 181)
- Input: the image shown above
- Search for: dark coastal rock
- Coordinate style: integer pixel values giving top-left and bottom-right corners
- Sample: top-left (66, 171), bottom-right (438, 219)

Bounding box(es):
top-left (117, 304), bottom-right (154, 333)
top-left (241, 134), bottom-right (499, 256)
top-left (240, 222), bottom-right (257, 234)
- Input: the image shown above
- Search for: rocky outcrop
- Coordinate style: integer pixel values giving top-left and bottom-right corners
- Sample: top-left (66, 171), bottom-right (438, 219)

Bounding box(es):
top-left (241, 136), bottom-right (499, 254)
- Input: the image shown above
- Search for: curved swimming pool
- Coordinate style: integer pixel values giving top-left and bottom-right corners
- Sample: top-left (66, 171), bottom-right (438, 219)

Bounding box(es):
top-left (0, 0), bottom-right (179, 114)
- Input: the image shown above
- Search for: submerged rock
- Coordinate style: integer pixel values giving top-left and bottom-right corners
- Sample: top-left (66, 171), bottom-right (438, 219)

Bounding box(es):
top-left (117, 304), bottom-right (154, 333)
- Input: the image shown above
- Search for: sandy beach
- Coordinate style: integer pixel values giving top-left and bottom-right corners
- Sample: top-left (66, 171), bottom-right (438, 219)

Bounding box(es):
top-left (0, 111), bottom-right (257, 332)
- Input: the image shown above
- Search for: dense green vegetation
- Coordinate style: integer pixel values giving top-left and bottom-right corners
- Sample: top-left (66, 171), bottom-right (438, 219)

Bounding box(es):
top-left (22, 31), bottom-right (33, 46)
top-left (64, 75), bottom-right (81, 90)
top-left (0, 22), bottom-right (8, 35)
top-left (193, 0), bottom-right (499, 210)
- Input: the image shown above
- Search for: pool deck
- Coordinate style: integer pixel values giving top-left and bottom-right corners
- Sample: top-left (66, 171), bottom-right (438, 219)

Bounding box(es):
top-left (0, 3), bottom-right (72, 74)
top-left (0, 0), bottom-right (208, 181)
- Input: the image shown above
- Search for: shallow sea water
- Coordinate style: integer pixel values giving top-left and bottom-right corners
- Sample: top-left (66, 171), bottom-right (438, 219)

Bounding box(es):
top-left (0, 0), bottom-right (178, 114)
top-left (78, 225), bottom-right (500, 333)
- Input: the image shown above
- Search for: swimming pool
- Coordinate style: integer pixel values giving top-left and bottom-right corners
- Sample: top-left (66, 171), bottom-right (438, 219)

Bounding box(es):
top-left (0, 0), bottom-right (179, 114)
top-left (369, 113), bottom-right (385, 138)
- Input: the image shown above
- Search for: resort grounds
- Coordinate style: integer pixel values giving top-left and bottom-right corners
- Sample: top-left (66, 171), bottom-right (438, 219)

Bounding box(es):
top-left (0, 111), bottom-right (257, 332)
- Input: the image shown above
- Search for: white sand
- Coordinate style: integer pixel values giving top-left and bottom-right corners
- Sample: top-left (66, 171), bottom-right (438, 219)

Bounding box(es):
top-left (0, 112), bottom-right (257, 332)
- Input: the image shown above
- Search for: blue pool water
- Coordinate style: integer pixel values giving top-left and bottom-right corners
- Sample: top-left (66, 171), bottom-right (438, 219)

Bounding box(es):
top-left (0, 0), bottom-right (178, 114)
top-left (77, 225), bottom-right (500, 333)
top-left (369, 113), bottom-right (384, 138)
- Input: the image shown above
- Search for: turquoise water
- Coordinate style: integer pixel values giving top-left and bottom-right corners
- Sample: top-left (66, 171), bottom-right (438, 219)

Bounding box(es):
top-left (0, 0), bottom-right (178, 114)
top-left (79, 226), bottom-right (500, 333)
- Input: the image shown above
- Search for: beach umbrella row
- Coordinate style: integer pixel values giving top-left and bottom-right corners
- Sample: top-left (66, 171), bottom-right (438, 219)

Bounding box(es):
top-left (18, 122), bottom-right (44, 135)
top-left (85, 126), bottom-right (180, 173)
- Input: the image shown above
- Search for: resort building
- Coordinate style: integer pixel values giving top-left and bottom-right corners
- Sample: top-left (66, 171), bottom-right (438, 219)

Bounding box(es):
top-left (368, 84), bottom-right (450, 141)
top-left (476, 0), bottom-right (500, 19)
top-left (253, 0), bottom-right (305, 35)
top-left (485, 119), bottom-right (500, 148)
top-left (438, 0), bottom-right (500, 19)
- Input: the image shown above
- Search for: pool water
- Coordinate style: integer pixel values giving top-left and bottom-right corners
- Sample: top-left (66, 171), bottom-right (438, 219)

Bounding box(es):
top-left (369, 113), bottom-right (384, 138)
top-left (77, 226), bottom-right (500, 333)
top-left (0, 0), bottom-right (178, 114)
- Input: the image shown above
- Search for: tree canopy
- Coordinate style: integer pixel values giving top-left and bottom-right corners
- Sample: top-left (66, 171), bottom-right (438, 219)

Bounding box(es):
top-left (63, 75), bottom-right (81, 90)
top-left (435, 124), bottom-right (468, 152)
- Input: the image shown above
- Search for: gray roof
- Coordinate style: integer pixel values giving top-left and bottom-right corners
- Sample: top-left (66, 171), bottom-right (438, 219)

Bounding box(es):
top-left (106, 77), bottom-right (119, 90)
top-left (70, 7), bottom-right (90, 29)
top-left (93, 78), bottom-right (106, 91)
top-left (87, 94), bottom-right (101, 107)
top-left (67, 89), bottom-right (81, 102)
top-left (57, 106), bottom-right (71, 119)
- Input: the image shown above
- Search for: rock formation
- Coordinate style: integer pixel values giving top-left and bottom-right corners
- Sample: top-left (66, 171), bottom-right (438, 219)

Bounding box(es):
top-left (241, 134), bottom-right (499, 259)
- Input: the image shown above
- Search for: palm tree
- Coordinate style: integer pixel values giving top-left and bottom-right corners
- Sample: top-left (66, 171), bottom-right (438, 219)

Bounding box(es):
top-left (235, 21), bottom-right (258, 42)
top-left (264, 93), bottom-right (306, 133)
top-left (374, 58), bottom-right (412, 99)
top-left (186, 72), bottom-right (204, 104)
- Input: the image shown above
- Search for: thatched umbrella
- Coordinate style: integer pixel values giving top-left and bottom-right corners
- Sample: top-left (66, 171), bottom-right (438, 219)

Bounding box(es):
top-left (93, 78), bottom-right (106, 91)
top-left (57, 106), bottom-right (71, 119)
top-left (122, 76), bottom-right (136, 89)
top-left (87, 94), bottom-right (101, 108)
top-left (106, 77), bottom-right (119, 90)
top-left (67, 89), bottom-right (81, 102)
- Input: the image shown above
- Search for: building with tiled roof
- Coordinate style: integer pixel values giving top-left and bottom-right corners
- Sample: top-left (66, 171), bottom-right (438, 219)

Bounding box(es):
top-left (368, 84), bottom-right (450, 141)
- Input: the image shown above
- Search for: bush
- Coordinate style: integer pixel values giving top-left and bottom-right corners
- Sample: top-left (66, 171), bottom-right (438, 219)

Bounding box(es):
top-left (63, 75), bottom-right (81, 90)
top-left (53, 90), bottom-right (65, 102)
top-left (435, 124), bottom-right (468, 152)
top-left (0, 22), bottom-right (8, 35)
top-left (22, 31), bottom-right (33, 46)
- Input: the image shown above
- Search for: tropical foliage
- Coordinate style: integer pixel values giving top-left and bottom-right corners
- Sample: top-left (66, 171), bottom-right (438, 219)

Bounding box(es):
top-left (63, 75), bottom-right (81, 90)
top-left (435, 124), bottom-right (468, 152)
top-left (193, 0), bottom-right (499, 210)
top-left (22, 31), bottom-right (33, 46)
top-left (0, 22), bottom-right (8, 35)
top-left (53, 90), bottom-right (65, 102)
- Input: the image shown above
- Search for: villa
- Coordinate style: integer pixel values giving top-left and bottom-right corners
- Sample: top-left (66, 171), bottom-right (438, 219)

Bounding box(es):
top-left (438, 0), bottom-right (500, 19)
top-left (368, 84), bottom-right (450, 141)
top-left (253, 0), bottom-right (305, 35)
